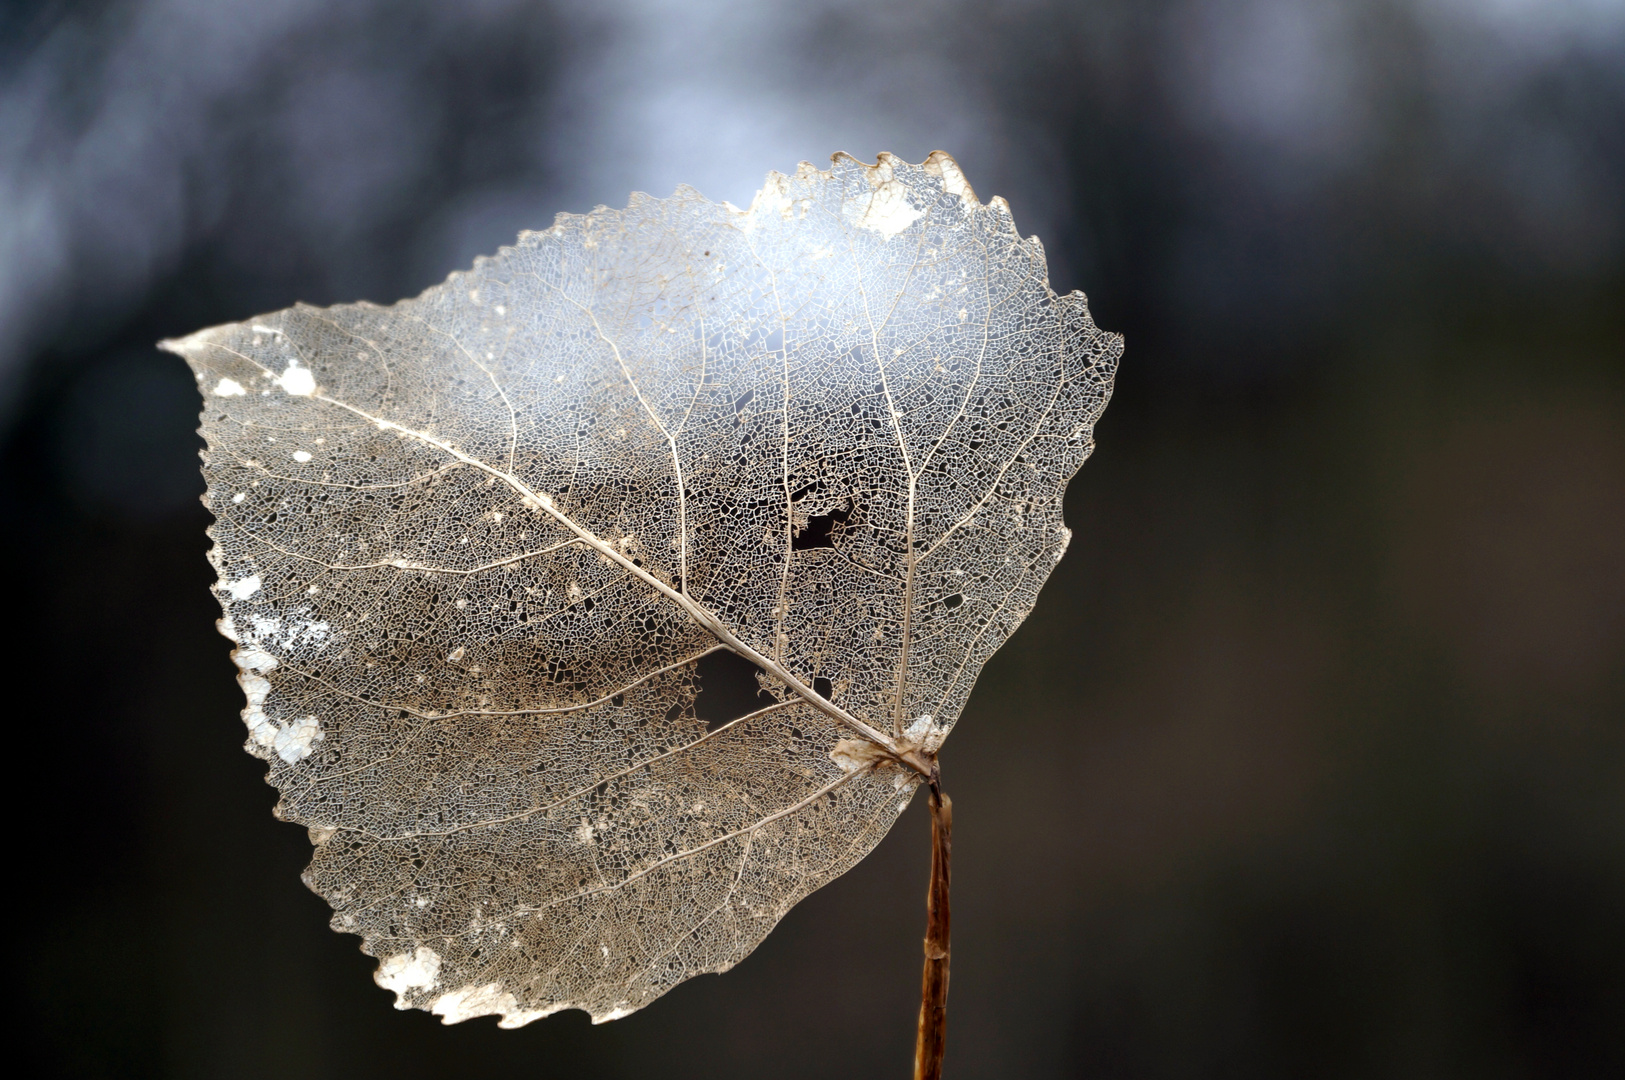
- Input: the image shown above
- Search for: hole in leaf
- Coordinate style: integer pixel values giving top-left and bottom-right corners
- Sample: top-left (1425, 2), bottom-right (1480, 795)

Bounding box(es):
top-left (694, 650), bottom-right (768, 733)
top-left (813, 676), bottom-right (833, 700)
top-left (792, 500), bottom-right (852, 550)
top-left (943, 593), bottom-right (963, 609)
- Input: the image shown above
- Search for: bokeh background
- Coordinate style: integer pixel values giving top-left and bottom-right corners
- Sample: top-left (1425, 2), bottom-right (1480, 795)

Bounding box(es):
top-left (4, 1), bottom-right (1622, 1077)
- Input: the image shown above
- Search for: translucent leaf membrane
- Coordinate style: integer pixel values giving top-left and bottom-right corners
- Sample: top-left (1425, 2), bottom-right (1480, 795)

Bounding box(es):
top-left (164, 151), bottom-right (1119, 1026)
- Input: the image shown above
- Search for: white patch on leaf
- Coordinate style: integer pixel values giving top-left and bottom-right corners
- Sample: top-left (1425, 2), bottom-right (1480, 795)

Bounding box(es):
top-left (276, 362), bottom-right (316, 397)
top-left (858, 181), bottom-right (921, 236)
top-left (430, 983), bottom-right (521, 1025)
top-left (274, 716), bottom-right (322, 763)
top-left (233, 645), bottom-right (278, 673)
top-left (924, 151), bottom-right (978, 204)
top-left (903, 713), bottom-right (947, 752)
top-left (239, 674), bottom-right (275, 748)
top-left (376, 946), bottom-right (442, 1005)
top-left (223, 574), bottom-right (261, 600)
top-left (853, 158), bottom-right (923, 237)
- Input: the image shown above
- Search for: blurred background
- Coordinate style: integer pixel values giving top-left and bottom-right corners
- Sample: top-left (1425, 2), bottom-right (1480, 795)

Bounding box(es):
top-left (3, 1), bottom-right (1621, 1077)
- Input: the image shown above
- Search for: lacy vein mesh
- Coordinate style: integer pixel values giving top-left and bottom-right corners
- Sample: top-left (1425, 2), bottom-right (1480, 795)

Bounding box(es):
top-left (166, 151), bottom-right (1119, 1025)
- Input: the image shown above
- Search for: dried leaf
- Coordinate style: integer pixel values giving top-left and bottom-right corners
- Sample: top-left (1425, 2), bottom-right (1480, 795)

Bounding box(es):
top-left (163, 151), bottom-right (1119, 1026)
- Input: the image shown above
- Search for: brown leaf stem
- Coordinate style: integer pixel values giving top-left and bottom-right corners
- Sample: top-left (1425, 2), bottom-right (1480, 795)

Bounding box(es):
top-left (913, 772), bottom-right (952, 1080)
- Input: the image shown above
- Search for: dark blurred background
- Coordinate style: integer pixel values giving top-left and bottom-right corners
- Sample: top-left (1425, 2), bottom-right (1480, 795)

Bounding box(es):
top-left (4, 1), bottom-right (1621, 1077)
